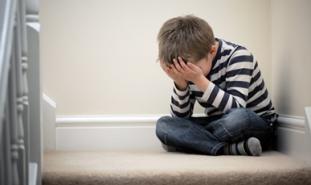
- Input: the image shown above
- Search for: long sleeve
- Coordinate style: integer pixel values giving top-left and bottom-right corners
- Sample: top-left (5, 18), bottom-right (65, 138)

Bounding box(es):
top-left (170, 82), bottom-right (195, 118)
top-left (200, 49), bottom-right (254, 113)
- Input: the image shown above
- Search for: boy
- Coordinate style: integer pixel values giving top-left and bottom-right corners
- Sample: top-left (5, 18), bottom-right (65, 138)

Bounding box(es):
top-left (156, 15), bottom-right (278, 156)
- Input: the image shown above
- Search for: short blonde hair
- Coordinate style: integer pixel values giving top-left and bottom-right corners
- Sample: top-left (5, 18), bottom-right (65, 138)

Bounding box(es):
top-left (157, 15), bottom-right (215, 64)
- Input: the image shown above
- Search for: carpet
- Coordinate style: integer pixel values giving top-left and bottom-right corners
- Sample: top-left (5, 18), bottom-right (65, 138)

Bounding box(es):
top-left (42, 150), bottom-right (311, 185)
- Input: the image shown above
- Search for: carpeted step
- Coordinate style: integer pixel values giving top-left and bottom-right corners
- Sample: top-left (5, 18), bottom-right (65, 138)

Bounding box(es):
top-left (42, 150), bottom-right (311, 185)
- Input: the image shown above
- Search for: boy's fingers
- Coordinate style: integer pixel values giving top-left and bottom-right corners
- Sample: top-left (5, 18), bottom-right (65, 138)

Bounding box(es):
top-left (173, 59), bottom-right (183, 72)
top-left (170, 64), bottom-right (180, 75)
top-left (178, 57), bottom-right (185, 63)
top-left (179, 58), bottom-right (190, 71)
top-left (178, 57), bottom-right (194, 73)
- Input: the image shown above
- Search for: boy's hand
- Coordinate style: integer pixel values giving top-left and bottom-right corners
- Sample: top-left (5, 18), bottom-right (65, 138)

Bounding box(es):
top-left (160, 60), bottom-right (188, 90)
top-left (174, 57), bottom-right (204, 84)
top-left (173, 57), bottom-right (209, 92)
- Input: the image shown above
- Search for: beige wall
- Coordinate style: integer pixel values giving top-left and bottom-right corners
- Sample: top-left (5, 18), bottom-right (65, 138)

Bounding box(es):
top-left (271, 0), bottom-right (311, 116)
top-left (40, 0), bottom-right (271, 115)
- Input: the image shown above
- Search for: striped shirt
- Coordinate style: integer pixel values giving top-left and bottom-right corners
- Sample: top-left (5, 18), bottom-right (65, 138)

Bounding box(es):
top-left (170, 38), bottom-right (278, 123)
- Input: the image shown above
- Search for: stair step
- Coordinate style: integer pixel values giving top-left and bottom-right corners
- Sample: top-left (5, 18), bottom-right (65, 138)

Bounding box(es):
top-left (43, 150), bottom-right (311, 185)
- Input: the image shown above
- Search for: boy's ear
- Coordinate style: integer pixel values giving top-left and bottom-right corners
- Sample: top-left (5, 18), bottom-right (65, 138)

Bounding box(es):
top-left (210, 44), bottom-right (217, 55)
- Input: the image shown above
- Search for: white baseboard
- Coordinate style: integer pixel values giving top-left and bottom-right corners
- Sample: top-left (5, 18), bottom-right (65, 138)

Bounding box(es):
top-left (55, 115), bottom-right (167, 152)
top-left (276, 113), bottom-right (311, 164)
top-left (277, 114), bottom-right (305, 130)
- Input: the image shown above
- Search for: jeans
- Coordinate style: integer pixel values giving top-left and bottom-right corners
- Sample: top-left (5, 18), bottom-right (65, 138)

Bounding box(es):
top-left (156, 108), bottom-right (276, 155)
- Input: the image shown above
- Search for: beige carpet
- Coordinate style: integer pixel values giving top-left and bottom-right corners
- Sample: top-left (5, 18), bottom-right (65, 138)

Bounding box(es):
top-left (43, 150), bottom-right (311, 185)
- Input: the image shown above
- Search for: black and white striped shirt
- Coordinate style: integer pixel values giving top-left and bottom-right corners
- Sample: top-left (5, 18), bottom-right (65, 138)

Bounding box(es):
top-left (170, 38), bottom-right (278, 123)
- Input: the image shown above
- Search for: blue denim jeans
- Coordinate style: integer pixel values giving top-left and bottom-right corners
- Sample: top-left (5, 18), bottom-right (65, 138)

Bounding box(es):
top-left (156, 108), bottom-right (276, 155)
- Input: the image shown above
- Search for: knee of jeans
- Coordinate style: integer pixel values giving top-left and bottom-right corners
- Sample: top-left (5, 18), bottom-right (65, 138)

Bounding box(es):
top-left (155, 116), bottom-right (172, 140)
top-left (224, 108), bottom-right (250, 127)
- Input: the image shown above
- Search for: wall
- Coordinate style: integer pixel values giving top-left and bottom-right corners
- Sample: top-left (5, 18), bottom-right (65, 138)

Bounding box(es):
top-left (40, 0), bottom-right (271, 115)
top-left (271, 0), bottom-right (311, 117)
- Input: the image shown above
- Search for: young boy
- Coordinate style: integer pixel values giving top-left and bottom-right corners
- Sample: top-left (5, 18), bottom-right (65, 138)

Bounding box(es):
top-left (156, 15), bottom-right (278, 156)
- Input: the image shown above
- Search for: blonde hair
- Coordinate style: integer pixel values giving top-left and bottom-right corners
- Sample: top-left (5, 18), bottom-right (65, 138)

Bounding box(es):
top-left (157, 15), bottom-right (215, 64)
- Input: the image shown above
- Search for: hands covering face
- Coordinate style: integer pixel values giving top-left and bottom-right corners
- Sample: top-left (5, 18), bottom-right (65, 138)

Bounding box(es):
top-left (160, 57), bottom-right (204, 84)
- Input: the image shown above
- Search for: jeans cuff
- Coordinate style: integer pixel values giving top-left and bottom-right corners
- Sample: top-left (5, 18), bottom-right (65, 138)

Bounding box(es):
top-left (211, 142), bottom-right (227, 155)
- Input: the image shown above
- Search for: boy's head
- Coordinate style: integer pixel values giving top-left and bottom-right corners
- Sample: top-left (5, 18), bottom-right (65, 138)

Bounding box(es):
top-left (157, 15), bottom-right (216, 66)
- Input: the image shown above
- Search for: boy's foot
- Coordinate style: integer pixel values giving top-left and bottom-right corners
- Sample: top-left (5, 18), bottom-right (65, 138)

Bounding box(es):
top-left (222, 137), bottom-right (262, 156)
